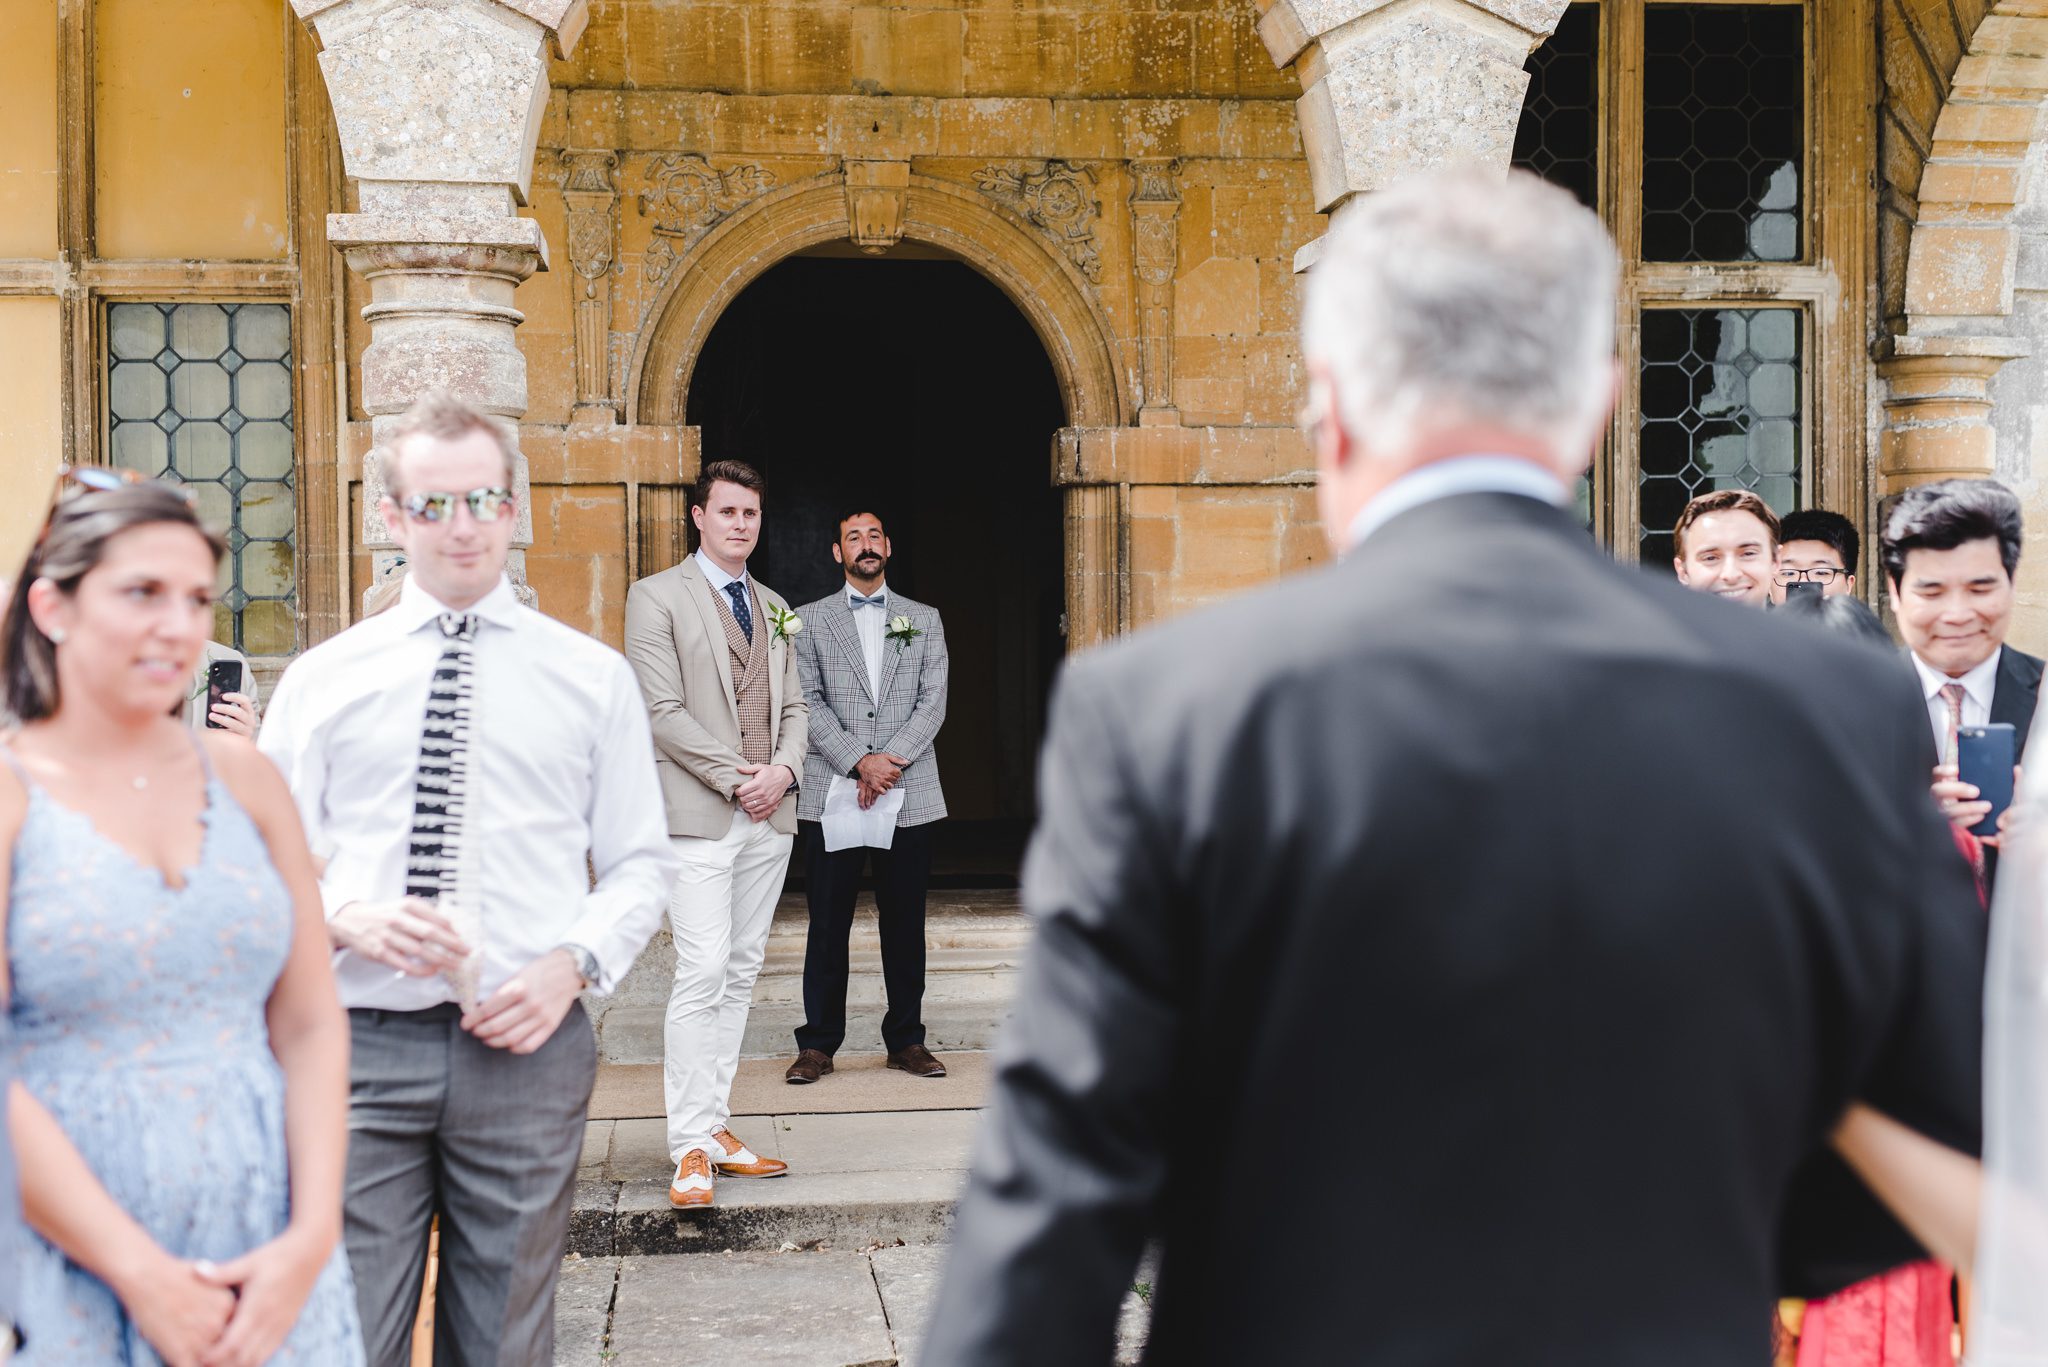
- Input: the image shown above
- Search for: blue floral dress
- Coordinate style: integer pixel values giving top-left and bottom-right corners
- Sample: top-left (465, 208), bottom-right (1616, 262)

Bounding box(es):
top-left (4, 745), bottom-right (362, 1364)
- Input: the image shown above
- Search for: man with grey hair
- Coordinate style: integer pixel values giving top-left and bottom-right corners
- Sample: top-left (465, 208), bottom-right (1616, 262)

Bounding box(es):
top-left (921, 170), bottom-right (1983, 1363)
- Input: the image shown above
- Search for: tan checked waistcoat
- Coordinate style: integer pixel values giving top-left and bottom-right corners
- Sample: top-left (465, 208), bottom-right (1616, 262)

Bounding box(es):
top-left (710, 579), bottom-right (773, 766)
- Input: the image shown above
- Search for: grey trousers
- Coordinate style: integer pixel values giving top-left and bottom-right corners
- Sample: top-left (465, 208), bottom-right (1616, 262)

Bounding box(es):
top-left (345, 1002), bottom-right (597, 1367)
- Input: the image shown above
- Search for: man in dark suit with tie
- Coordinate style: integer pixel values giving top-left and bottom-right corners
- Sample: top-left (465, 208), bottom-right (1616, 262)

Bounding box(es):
top-left (921, 169), bottom-right (1985, 1366)
top-left (1884, 479), bottom-right (2042, 837)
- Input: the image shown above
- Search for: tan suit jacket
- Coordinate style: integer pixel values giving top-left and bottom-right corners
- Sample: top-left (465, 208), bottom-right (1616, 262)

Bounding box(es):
top-left (624, 557), bottom-right (809, 838)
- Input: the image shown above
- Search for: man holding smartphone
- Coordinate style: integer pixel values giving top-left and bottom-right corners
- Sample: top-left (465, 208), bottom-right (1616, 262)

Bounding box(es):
top-left (1881, 479), bottom-right (2041, 839)
top-left (186, 638), bottom-right (259, 735)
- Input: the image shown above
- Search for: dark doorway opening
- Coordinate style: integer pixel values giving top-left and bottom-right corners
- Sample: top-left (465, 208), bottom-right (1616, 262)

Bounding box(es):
top-left (685, 253), bottom-right (1066, 885)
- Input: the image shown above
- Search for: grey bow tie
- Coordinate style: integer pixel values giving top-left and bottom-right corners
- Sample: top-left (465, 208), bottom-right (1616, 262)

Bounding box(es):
top-left (850, 594), bottom-right (886, 610)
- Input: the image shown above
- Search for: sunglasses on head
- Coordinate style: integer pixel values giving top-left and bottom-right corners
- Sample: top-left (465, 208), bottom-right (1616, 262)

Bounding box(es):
top-left (34, 465), bottom-right (197, 550)
top-left (399, 487), bottom-right (516, 525)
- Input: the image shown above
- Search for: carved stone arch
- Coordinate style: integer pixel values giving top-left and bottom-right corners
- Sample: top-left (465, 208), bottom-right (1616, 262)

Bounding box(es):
top-left (628, 171), bottom-right (1129, 429)
top-left (1883, 5), bottom-right (2048, 491)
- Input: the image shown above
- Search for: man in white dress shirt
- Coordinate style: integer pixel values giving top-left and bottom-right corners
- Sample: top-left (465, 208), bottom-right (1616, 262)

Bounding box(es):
top-left (1881, 478), bottom-right (2041, 841)
top-left (259, 392), bottom-right (676, 1367)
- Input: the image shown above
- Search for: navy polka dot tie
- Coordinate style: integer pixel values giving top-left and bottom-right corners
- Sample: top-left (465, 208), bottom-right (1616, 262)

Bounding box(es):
top-left (724, 581), bottom-right (753, 643)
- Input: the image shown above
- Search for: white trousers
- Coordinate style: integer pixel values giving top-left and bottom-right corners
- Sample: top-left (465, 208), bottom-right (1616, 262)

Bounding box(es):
top-left (663, 809), bottom-right (793, 1162)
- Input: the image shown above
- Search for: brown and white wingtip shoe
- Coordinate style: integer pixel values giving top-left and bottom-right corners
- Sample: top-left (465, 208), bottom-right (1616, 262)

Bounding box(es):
top-left (710, 1125), bottom-right (789, 1178)
top-left (669, 1148), bottom-right (715, 1209)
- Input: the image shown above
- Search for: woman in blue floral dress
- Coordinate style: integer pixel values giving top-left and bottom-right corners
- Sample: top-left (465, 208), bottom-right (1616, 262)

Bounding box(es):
top-left (0, 475), bottom-right (361, 1366)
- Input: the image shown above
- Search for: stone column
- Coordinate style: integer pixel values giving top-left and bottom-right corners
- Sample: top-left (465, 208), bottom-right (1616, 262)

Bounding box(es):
top-left (290, 0), bottom-right (590, 596)
top-left (1878, 335), bottom-right (2031, 494)
top-left (563, 149), bottom-right (620, 425)
top-left (1129, 159), bottom-right (1182, 426)
top-left (1255, 0), bottom-right (1568, 269)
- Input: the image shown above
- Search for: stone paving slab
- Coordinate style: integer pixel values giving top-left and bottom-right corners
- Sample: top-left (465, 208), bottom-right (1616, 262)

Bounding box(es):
top-left (554, 1248), bottom-right (1153, 1365)
top-left (590, 1051), bottom-right (992, 1120)
top-left (602, 1252), bottom-right (897, 1366)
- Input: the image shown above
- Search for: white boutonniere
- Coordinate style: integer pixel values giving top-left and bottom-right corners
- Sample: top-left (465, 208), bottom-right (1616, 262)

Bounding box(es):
top-left (886, 614), bottom-right (922, 652)
top-left (767, 603), bottom-right (803, 645)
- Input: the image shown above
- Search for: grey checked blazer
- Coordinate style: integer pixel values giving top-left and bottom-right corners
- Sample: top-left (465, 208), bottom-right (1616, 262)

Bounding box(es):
top-left (793, 589), bottom-right (947, 827)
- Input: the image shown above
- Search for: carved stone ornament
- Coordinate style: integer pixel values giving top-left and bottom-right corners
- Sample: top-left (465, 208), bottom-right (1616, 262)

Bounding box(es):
top-left (561, 151), bottom-right (619, 297)
top-left (845, 160), bottom-right (911, 254)
top-left (973, 160), bottom-right (1105, 284)
top-left (1130, 157), bottom-right (1184, 206)
top-left (637, 153), bottom-right (780, 288)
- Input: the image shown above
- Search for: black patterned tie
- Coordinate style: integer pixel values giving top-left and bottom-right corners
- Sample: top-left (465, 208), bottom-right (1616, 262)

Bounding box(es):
top-left (405, 613), bottom-right (478, 906)
top-left (724, 581), bottom-right (754, 643)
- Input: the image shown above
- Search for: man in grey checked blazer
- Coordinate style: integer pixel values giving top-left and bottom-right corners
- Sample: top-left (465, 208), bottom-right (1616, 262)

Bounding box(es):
top-left (785, 511), bottom-right (950, 1083)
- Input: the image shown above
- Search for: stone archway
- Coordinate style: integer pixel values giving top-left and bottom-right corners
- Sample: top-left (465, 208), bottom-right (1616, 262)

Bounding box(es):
top-left (1882, 4), bottom-right (2048, 493)
top-left (627, 172), bottom-right (1128, 430)
top-left (625, 167), bottom-right (1130, 646)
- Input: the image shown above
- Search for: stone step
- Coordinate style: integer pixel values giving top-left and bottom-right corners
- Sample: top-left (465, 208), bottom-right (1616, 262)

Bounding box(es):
top-left (571, 1109), bottom-right (978, 1257)
top-left (590, 891), bottom-right (1031, 1065)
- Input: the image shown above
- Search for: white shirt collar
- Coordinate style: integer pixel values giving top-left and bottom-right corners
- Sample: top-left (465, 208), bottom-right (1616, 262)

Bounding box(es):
top-left (1344, 455), bottom-right (1571, 552)
top-left (694, 549), bottom-right (748, 593)
top-left (846, 581), bottom-right (888, 606)
top-left (391, 573), bottom-right (522, 635)
top-left (1913, 646), bottom-right (2003, 711)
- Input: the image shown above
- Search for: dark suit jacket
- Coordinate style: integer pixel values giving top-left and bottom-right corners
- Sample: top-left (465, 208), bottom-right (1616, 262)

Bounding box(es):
top-left (923, 493), bottom-right (1984, 1367)
top-left (1992, 645), bottom-right (2043, 759)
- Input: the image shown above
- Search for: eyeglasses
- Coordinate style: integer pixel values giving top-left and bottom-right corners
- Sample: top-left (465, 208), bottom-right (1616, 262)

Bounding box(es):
top-left (1774, 565), bottom-right (1850, 585)
top-left (399, 487), bottom-right (515, 524)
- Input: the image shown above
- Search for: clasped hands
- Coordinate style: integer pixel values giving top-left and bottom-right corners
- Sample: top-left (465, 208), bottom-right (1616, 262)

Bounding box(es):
top-left (116, 1221), bottom-right (334, 1367)
top-left (328, 898), bottom-right (583, 1054)
top-left (736, 762), bottom-right (797, 821)
top-left (854, 752), bottom-right (910, 810)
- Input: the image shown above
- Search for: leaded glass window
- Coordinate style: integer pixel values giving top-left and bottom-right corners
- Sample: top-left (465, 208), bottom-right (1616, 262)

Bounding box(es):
top-left (1641, 6), bottom-right (1803, 263)
top-left (105, 302), bottom-right (296, 655)
top-left (1512, 4), bottom-right (1599, 210)
top-left (1638, 307), bottom-right (1802, 565)
top-left (1509, 1), bottom-right (1864, 567)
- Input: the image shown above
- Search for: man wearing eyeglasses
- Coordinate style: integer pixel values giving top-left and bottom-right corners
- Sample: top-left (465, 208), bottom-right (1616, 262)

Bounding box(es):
top-left (1770, 508), bottom-right (1859, 605)
top-left (259, 391), bottom-right (676, 1367)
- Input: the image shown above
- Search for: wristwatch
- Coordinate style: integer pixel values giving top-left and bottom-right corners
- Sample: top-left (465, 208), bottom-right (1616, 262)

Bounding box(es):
top-left (559, 943), bottom-right (600, 990)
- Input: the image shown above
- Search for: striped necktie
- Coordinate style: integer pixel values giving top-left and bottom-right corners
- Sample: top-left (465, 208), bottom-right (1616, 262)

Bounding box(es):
top-left (406, 612), bottom-right (479, 908)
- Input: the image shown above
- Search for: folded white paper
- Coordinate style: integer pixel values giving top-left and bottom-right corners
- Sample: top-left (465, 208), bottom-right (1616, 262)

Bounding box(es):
top-left (822, 775), bottom-right (905, 851)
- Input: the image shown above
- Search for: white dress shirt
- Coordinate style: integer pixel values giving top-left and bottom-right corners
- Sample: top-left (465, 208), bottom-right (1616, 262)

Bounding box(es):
top-left (1913, 646), bottom-right (2002, 761)
top-left (847, 581), bottom-right (888, 696)
top-left (1344, 455), bottom-right (1572, 551)
top-left (258, 574), bottom-right (679, 1009)
top-left (695, 548), bottom-right (747, 596)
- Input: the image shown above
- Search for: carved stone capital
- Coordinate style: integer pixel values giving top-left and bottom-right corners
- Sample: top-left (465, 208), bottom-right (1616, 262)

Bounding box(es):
top-left (1878, 334), bottom-right (2031, 493)
top-left (1129, 158), bottom-right (1185, 206)
top-left (1259, 0), bottom-right (1567, 66)
top-left (846, 160), bottom-right (912, 254)
top-left (292, 0), bottom-right (581, 207)
top-left (562, 150), bottom-right (620, 290)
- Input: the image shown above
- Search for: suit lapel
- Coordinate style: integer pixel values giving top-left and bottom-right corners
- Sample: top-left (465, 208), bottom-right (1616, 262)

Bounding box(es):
top-left (874, 599), bottom-right (906, 705)
top-left (826, 595), bottom-right (875, 704)
top-left (1993, 647), bottom-right (2042, 760)
top-left (679, 560), bottom-right (739, 717)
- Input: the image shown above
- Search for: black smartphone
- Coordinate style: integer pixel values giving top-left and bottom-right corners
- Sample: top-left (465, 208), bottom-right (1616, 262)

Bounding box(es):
top-left (1958, 722), bottom-right (2018, 836)
top-left (204, 659), bottom-right (244, 730)
top-left (1783, 580), bottom-right (1823, 604)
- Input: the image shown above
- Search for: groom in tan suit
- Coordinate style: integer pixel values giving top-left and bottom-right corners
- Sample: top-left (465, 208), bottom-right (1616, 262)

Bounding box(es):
top-left (623, 459), bottom-right (808, 1209)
